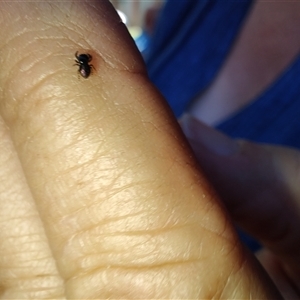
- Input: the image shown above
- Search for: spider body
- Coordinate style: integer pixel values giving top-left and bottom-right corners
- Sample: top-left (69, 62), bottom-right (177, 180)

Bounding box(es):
top-left (74, 51), bottom-right (94, 78)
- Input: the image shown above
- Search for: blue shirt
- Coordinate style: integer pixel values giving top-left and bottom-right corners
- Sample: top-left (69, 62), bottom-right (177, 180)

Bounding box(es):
top-left (145, 0), bottom-right (300, 148)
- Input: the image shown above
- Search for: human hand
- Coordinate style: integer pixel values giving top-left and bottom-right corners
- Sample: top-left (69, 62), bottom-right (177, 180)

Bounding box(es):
top-left (0, 1), bottom-right (282, 298)
top-left (181, 114), bottom-right (300, 299)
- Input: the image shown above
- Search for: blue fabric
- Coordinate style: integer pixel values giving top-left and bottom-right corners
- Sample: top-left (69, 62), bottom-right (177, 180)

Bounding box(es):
top-left (217, 55), bottom-right (300, 148)
top-left (145, 0), bottom-right (300, 150)
top-left (145, 0), bottom-right (254, 118)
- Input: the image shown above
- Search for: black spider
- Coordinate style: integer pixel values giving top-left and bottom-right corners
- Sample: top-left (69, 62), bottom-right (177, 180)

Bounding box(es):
top-left (74, 51), bottom-right (95, 78)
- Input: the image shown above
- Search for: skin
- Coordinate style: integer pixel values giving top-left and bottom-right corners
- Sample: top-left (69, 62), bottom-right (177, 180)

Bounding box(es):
top-left (180, 115), bottom-right (300, 299)
top-left (0, 0), bottom-right (295, 298)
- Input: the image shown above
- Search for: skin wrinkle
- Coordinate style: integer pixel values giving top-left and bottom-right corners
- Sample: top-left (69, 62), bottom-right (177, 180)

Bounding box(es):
top-left (218, 272), bottom-right (232, 299)
top-left (0, 26), bottom-right (38, 51)
top-left (72, 243), bottom-right (178, 271)
top-left (61, 190), bottom-right (163, 231)
top-left (58, 176), bottom-right (147, 211)
top-left (73, 223), bottom-right (197, 243)
top-left (53, 156), bottom-right (119, 186)
top-left (1, 249), bottom-right (51, 262)
top-left (70, 259), bottom-right (206, 280)
top-left (219, 257), bottom-right (248, 299)
top-left (56, 186), bottom-right (144, 231)
top-left (8, 42), bottom-right (49, 73)
top-left (1, 39), bottom-right (52, 90)
top-left (65, 267), bottom-right (186, 299)
top-left (60, 205), bottom-right (209, 262)
top-left (68, 261), bottom-right (198, 292)
top-left (13, 99), bottom-right (59, 146)
top-left (62, 237), bottom-right (201, 282)
top-left (197, 193), bottom-right (235, 243)
top-left (14, 92), bottom-right (110, 158)
top-left (53, 141), bottom-right (109, 173)
top-left (60, 207), bottom-right (147, 236)
top-left (3, 73), bottom-right (66, 125)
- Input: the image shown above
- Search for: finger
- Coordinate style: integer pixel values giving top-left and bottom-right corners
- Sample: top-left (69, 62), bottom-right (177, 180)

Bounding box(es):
top-left (0, 2), bottom-right (281, 299)
top-left (181, 114), bottom-right (300, 289)
top-left (0, 116), bottom-right (64, 299)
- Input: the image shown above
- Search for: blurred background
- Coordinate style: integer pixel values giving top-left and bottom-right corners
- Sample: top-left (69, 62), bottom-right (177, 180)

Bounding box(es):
top-left (110, 0), bottom-right (164, 51)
